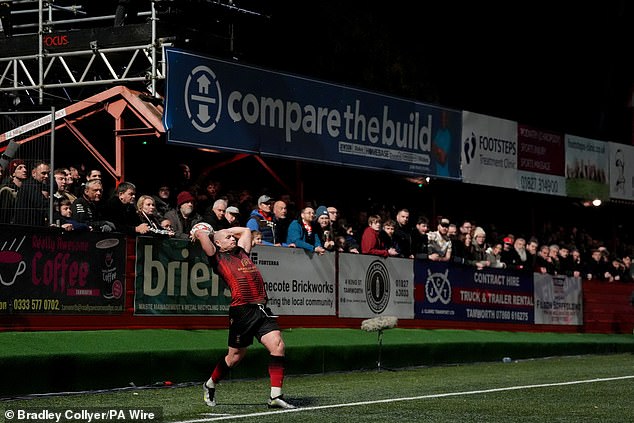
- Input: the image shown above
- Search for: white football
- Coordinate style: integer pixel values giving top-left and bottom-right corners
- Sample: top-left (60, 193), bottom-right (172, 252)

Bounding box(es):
top-left (190, 222), bottom-right (214, 238)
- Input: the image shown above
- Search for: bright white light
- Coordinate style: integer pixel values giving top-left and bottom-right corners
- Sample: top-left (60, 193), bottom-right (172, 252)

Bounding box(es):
top-left (592, 199), bottom-right (602, 207)
top-left (425, 176), bottom-right (431, 183)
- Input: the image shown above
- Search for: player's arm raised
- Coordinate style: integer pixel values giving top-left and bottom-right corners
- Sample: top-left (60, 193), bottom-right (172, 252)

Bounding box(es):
top-left (228, 227), bottom-right (253, 254)
top-left (190, 223), bottom-right (216, 257)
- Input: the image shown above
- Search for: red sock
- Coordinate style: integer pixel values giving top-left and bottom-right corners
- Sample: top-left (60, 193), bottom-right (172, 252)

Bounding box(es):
top-left (269, 355), bottom-right (285, 388)
top-left (211, 358), bottom-right (230, 384)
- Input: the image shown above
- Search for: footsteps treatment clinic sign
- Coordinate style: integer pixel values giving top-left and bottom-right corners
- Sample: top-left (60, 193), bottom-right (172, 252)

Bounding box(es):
top-left (461, 111), bottom-right (518, 189)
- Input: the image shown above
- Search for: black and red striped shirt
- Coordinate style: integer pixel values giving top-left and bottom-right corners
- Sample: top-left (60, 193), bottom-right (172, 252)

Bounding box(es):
top-left (210, 247), bottom-right (267, 306)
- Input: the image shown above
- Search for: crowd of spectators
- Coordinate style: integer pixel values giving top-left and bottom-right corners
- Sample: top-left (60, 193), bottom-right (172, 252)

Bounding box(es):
top-left (1, 159), bottom-right (633, 283)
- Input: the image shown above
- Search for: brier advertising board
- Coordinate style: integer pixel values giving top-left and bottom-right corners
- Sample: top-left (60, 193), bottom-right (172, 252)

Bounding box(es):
top-left (0, 225), bottom-right (126, 314)
top-left (134, 236), bottom-right (231, 315)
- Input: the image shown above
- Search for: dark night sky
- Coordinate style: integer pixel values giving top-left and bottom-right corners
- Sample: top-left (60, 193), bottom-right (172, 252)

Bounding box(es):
top-left (236, 1), bottom-right (634, 145)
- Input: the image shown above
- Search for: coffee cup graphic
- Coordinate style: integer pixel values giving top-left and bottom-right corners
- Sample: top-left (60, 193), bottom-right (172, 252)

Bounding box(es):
top-left (96, 238), bottom-right (121, 299)
top-left (0, 250), bottom-right (26, 286)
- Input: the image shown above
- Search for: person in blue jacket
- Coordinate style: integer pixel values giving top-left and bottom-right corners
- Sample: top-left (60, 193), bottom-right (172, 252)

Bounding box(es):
top-left (286, 206), bottom-right (326, 255)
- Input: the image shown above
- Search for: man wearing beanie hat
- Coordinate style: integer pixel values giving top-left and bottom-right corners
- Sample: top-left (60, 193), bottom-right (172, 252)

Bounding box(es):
top-left (314, 205), bottom-right (328, 220)
top-left (164, 191), bottom-right (203, 240)
top-left (8, 159), bottom-right (25, 181)
top-left (0, 159), bottom-right (27, 223)
top-left (314, 205), bottom-right (335, 251)
top-left (177, 190), bottom-right (195, 208)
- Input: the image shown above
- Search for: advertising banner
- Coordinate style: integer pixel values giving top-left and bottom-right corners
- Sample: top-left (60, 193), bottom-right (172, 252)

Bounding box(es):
top-left (565, 134), bottom-right (609, 200)
top-left (338, 254), bottom-right (414, 318)
top-left (608, 142), bottom-right (634, 201)
top-left (253, 245), bottom-right (336, 316)
top-left (414, 261), bottom-right (534, 324)
top-left (461, 111), bottom-right (518, 189)
top-left (163, 48), bottom-right (462, 179)
top-left (516, 124), bottom-right (566, 196)
top-left (0, 225), bottom-right (126, 314)
top-left (134, 236), bottom-right (230, 315)
top-left (533, 273), bottom-right (582, 325)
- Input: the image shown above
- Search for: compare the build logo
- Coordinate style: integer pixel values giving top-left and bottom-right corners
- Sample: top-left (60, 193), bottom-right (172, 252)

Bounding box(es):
top-left (184, 64), bottom-right (434, 156)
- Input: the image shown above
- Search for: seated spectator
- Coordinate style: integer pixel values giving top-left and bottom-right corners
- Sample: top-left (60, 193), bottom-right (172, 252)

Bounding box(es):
top-left (164, 191), bottom-right (203, 240)
top-left (360, 214), bottom-right (398, 257)
top-left (137, 194), bottom-right (174, 237)
top-left (286, 206), bottom-right (326, 254)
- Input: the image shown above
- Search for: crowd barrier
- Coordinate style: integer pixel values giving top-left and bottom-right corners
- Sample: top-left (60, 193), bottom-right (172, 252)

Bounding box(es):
top-left (1, 225), bottom-right (632, 333)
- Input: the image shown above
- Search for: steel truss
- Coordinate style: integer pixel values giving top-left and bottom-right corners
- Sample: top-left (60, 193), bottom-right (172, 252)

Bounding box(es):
top-left (0, 1), bottom-right (168, 104)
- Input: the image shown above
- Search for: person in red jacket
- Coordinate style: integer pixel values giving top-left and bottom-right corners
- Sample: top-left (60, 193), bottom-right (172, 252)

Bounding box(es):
top-left (360, 214), bottom-right (399, 257)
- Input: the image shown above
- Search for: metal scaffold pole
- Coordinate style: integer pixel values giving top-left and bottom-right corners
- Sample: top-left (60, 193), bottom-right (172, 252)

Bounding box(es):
top-left (38, 0), bottom-right (43, 105)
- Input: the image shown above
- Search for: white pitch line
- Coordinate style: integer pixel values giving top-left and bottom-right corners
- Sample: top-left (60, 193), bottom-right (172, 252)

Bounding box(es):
top-left (174, 375), bottom-right (634, 423)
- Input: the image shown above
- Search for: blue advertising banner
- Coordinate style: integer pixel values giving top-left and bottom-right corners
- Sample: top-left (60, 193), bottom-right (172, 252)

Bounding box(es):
top-left (414, 261), bottom-right (534, 324)
top-left (0, 225), bottom-right (126, 314)
top-left (163, 48), bottom-right (462, 179)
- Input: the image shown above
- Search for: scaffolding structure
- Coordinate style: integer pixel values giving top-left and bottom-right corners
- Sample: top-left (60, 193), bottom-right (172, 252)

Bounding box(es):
top-left (0, 0), bottom-right (264, 108)
top-left (0, 1), bottom-right (268, 187)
